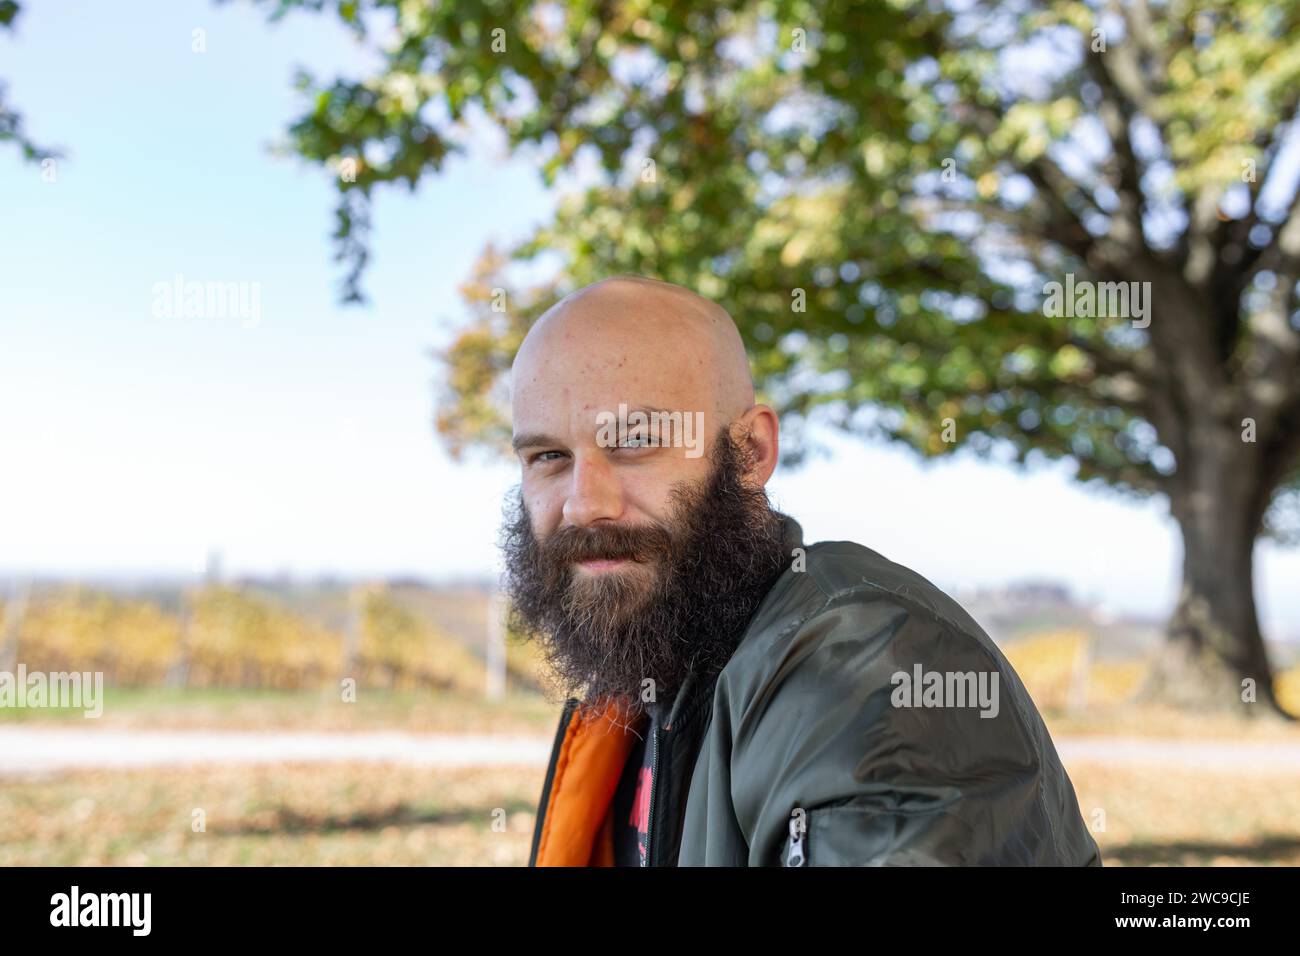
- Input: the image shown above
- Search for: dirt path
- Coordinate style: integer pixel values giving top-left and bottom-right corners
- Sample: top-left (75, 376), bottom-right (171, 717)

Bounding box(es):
top-left (2, 727), bottom-right (1299, 775)
top-left (0, 727), bottom-right (552, 774)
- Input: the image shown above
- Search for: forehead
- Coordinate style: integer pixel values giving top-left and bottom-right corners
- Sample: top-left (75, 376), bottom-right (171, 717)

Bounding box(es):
top-left (510, 315), bottom-right (717, 438)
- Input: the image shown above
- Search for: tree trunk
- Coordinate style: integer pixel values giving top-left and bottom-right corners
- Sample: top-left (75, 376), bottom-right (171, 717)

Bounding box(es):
top-left (1140, 422), bottom-right (1295, 719)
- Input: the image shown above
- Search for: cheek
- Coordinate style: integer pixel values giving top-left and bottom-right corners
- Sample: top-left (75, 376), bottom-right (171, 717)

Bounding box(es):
top-left (523, 485), bottom-right (562, 533)
top-left (623, 460), bottom-right (707, 523)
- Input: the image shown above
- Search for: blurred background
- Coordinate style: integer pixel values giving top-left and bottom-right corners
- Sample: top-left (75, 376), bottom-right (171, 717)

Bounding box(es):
top-left (2, 0), bottom-right (1299, 865)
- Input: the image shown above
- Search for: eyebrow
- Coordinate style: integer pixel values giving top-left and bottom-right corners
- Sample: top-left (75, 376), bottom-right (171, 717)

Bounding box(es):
top-left (512, 432), bottom-right (564, 453)
top-left (511, 406), bottom-right (678, 453)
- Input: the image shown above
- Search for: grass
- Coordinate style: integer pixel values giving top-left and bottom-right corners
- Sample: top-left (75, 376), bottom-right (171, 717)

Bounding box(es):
top-left (0, 686), bottom-right (562, 734)
top-left (1044, 703), bottom-right (1300, 741)
top-left (1069, 761), bottom-right (1300, 866)
top-left (0, 763), bottom-right (543, 866)
top-left (3, 757), bottom-right (1298, 866)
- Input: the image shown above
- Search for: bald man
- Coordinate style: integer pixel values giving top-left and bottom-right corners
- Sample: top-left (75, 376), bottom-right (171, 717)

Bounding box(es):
top-left (505, 275), bottom-right (1102, 868)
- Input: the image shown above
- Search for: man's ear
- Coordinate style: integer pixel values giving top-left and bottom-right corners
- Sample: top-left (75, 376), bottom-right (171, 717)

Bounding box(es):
top-left (731, 405), bottom-right (779, 488)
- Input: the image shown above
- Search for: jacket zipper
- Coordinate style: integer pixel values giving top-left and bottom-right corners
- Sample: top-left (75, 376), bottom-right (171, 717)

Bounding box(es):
top-left (528, 698), bottom-right (578, 867)
top-left (786, 814), bottom-right (807, 866)
top-left (641, 677), bottom-right (713, 867)
top-left (641, 718), bottom-right (660, 867)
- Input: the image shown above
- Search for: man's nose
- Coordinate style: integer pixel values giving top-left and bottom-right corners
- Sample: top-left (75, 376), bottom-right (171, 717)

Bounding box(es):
top-left (562, 452), bottom-right (625, 526)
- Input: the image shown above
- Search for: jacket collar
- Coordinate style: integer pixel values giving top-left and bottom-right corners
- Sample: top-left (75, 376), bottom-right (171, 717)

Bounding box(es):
top-left (778, 510), bottom-right (804, 555)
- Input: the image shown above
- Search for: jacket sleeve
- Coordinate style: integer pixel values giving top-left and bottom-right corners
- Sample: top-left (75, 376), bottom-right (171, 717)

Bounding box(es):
top-left (724, 593), bottom-right (1099, 866)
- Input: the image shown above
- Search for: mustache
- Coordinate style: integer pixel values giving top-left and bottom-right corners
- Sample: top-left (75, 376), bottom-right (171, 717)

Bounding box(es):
top-left (540, 521), bottom-right (674, 564)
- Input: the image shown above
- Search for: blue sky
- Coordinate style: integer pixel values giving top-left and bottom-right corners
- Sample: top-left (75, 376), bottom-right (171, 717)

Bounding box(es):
top-left (1, 1), bottom-right (1297, 637)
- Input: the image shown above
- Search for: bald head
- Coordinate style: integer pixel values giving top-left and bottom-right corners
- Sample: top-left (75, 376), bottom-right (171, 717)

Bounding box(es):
top-left (510, 276), bottom-right (755, 432)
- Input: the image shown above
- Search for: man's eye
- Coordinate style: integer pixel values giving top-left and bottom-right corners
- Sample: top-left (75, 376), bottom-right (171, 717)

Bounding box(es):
top-left (622, 432), bottom-right (653, 447)
top-left (530, 451), bottom-right (565, 464)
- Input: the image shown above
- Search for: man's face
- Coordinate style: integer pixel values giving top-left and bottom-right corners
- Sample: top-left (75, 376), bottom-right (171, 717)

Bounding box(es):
top-left (510, 333), bottom-right (721, 547)
top-left (501, 423), bottom-right (789, 715)
top-left (511, 398), bottom-right (717, 613)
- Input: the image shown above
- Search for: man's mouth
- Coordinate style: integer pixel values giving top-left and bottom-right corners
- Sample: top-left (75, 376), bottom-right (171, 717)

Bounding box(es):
top-left (575, 557), bottom-right (635, 572)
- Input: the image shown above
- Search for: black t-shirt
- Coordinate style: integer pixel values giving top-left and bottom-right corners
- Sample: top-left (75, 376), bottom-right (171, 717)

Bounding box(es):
top-left (612, 703), bottom-right (658, 866)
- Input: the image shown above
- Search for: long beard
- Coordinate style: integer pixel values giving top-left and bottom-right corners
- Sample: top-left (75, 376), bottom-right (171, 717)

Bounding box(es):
top-left (500, 428), bottom-right (790, 718)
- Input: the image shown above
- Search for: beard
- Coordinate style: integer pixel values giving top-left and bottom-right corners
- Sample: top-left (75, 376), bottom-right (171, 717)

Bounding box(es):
top-left (500, 426), bottom-right (790, 719)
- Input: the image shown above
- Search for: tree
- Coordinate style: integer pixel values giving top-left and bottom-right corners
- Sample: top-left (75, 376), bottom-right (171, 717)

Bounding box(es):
top-left (248, 1), bottom-right (1300, 716)
top-left (0, 2), bottom-right (57, 163)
